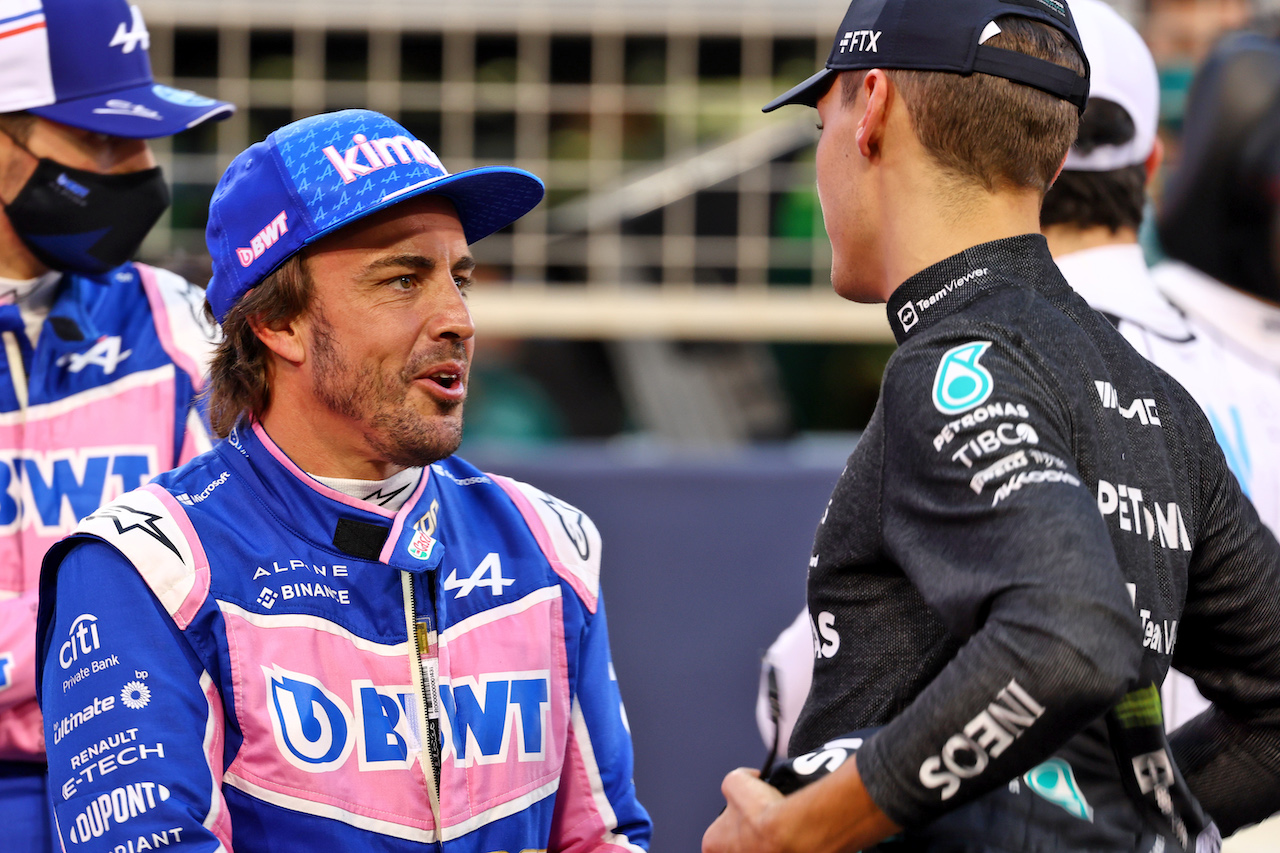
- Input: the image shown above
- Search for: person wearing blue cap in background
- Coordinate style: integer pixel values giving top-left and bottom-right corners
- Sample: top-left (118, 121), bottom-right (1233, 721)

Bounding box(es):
top-left (0, 2), bottom-right (233, 849)
top-left (32, 108), bottom-right (651, 853)
top-left (704, 0), bottom-right (1280, 851)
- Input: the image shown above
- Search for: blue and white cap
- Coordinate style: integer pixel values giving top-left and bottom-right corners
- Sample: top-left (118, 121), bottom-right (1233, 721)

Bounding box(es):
top-left (0, 0), bottom-right (233, 138)
top-left (206, 109), bottom-right (546, 323)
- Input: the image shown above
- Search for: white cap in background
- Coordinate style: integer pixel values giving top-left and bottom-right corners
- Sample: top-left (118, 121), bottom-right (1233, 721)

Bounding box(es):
top-left (1063, 0), bottom-right (1160, 172)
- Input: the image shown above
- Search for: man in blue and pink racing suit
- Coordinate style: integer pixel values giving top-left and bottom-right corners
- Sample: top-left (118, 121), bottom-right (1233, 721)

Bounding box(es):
top-left (0, 2), bottom-right (234, 847)
top-left (34, 109), bottom-right (651, 853)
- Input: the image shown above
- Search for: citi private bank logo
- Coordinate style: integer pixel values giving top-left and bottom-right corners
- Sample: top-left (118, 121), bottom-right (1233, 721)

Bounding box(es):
top-left (322, 133), bottom-right (446, 184)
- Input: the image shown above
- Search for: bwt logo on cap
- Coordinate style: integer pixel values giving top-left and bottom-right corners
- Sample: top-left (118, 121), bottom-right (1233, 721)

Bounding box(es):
top-left (322, 132), bottom-right (446, 185)
top-left (237, 212), bottom-right (289, 268)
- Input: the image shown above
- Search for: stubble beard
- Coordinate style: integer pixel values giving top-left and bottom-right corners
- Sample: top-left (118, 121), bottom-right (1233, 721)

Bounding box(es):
top-left (310, 313), bottom-right (466, 468)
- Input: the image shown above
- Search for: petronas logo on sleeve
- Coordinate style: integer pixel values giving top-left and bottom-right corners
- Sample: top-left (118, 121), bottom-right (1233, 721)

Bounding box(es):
top-left (932, 341), bottom-right (994, 414)
top-left (1024, 757), bottom-right (1094, 822)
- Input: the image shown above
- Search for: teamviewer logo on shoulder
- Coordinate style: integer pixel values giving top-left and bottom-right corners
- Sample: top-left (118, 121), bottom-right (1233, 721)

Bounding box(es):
top-left (898, 302), bottom-right (918, 332)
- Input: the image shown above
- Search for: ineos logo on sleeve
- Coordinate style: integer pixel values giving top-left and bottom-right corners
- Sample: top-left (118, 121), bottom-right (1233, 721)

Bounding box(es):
top-left (932, 341), bottom-right (994, 414)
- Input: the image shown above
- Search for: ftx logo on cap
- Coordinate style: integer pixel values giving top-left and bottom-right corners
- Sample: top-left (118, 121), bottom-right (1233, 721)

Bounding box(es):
top-left (763, 0), bottom-right (1089, 114)
top-left (0, 0), bottom-right (233, 138)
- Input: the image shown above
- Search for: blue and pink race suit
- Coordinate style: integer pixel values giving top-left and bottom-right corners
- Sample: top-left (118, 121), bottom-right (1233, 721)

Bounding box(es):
top-left (36, 420), bottom-right (651, 852)
top-left (0, 263), bottom-right (213, 841)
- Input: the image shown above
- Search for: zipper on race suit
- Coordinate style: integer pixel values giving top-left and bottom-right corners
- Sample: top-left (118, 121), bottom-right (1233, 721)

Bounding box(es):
top-left (402, 569), bottom-right (443, 833)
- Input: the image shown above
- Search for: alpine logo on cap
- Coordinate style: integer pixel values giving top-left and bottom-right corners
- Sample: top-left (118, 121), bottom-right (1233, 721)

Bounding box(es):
top-left (238, 211), bottom-right (289, 267)
top-left (109, 4), bottom-right (150, 54)
top-left (322, 133), bottom-right (446, 185)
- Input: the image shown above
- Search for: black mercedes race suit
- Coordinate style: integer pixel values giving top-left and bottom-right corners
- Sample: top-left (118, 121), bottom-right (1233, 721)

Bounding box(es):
top-left (791, 235), bottom-right (1280, 851)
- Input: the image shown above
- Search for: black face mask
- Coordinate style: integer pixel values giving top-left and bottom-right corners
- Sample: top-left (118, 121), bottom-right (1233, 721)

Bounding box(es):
top-left (3, 158), bottom-right (170, 277)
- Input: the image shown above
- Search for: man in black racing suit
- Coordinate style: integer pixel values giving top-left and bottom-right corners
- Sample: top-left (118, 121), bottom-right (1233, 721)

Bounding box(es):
top-left (701, 0), bottom-right (1280, 851)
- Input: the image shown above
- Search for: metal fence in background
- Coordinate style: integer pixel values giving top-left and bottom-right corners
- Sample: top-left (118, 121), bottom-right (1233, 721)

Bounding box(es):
top-left (136, 0), bottom-right (896, 342)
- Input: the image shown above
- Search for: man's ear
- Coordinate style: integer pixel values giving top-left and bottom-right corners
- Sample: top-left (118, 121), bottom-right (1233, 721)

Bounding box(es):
top-left (1048, 149), bottom-right (1069, 189)
top-left (249, 310), bottom-right (308, 366)
top-left (856, 69), bottom-right (893, 159)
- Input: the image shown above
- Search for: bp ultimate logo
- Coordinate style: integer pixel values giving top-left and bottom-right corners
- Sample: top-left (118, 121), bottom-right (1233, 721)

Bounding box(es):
top-left (264, 665), bottom-right (551, 772)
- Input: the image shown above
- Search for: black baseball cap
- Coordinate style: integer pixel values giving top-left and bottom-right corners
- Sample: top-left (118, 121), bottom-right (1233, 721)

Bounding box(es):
top-left (763, 0), bottom-right (1090, 114)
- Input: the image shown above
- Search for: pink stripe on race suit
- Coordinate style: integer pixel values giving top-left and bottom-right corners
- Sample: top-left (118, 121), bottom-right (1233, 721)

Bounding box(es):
top-left (222, 592), bottom-right (572, 836)
top-left (222, 611), bottom-right (436, 833)
top-left (0, 379), bottom-right (178, 595)
top-left (202, 675), bottom-right (234, 850)
top-left (137, 264), bottom-right (204, 393)
top-left (490, 476), bottom-right (597, 613)
top-left (251, 422), bottom-right (398, 519)
top-left (142, 484), bottom-right (211, 630)
top-left (0, 693), bottom-right (44, 761)
top-left (551, 718), bottom-right (638, 853)
top-left (0, 377), bottom-right (179, 762)
top-left (436, 594), bottom-right (571, 825)
top-left (379, 471), bottom-right (431, 564)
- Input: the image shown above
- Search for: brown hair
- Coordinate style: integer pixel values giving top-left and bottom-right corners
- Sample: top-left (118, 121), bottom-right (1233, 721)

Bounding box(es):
top-left (203, 254), bottom-right (314, 437)
top-left (1041, 98), bottom-right (1147, 232)
top-left (843, 15), bottom-right (1085, 193)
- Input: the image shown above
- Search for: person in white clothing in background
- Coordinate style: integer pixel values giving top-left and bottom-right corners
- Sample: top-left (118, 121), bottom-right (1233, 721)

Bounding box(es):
top-left (1153, 31), bottom-right (1280, 371)
top-left (1041, 0), bottom-right (1280, 739)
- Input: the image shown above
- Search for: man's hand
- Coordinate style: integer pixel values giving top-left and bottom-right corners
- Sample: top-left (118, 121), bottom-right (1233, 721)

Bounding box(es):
top-left (702, 755), bottom-right (902, 853)
top-left (703, 768), bottom-right (787, 853)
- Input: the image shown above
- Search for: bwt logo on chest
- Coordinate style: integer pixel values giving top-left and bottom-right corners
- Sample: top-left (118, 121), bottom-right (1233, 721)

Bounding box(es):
top-left (264, 665), bottom-right (553, 773)
top-left (322, 133), bottom-right (446, 184)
